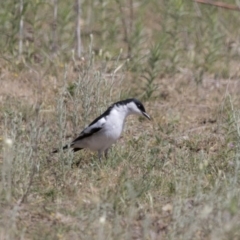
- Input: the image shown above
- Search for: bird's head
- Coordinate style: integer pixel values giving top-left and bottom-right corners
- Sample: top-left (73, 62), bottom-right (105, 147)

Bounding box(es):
top-left (120, 98), bottom-right (151, 120)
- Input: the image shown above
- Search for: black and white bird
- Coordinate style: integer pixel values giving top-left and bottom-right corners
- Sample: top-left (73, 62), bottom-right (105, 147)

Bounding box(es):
top-left (53, 98), bottom-right (150, 161)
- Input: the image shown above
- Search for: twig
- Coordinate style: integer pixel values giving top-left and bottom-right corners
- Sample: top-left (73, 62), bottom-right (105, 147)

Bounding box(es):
top-left (115, 0), bottom-right (131, 58)
top-left (76, 0), bottom-right (82, 58)
top-left (52, 0), bottom-right (58, 54)
top-left (18, 112), bottom-right (41, 205)
top-left (194, 0), bottom-right (240, 11)
top-left (129, 0), bottom-right (133, 57)
top-left (19, 0), bottom-right (24, 56)
top-left (17, 67), bottom-right (43, 205)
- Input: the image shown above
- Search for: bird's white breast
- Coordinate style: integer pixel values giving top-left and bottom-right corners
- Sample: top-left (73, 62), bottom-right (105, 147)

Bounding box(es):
top-left (103, 108), bottom-right (125, 140)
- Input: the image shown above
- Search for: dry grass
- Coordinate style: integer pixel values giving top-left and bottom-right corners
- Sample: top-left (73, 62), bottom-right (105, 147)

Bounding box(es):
top-left (1, 58), bottom-right (240, 239)
top-left (1, 0), bottom-right (240, 239)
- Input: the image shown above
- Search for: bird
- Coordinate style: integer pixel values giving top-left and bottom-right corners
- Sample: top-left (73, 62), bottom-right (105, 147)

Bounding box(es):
top-left (52, 98), bottom-right (151, 161)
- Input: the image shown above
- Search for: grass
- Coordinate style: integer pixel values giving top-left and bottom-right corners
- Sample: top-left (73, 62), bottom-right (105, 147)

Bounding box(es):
top-left (1, 0), bottom-right (240, 239)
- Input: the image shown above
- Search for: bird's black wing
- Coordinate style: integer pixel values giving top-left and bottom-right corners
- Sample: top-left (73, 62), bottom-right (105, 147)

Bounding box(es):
top-left (52, 123), bottom-right (103, 153)
top-left (87, 105), bottom-right (113, 127)
top-left (52, 106), bottom-right (111, 153)
top-left (71, 127), bottom-right (102, 143)
top-left (71, 115), bottom-right (107, 144)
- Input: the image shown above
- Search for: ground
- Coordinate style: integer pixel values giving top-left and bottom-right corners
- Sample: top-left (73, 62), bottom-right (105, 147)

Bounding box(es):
top-left (1, 0), bottom-right (240, 239)
top-left (1, 60), bottom-right (240, 239)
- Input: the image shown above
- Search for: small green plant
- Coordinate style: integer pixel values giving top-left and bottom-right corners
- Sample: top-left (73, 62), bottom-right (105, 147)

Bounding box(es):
top-left (141, 43), bottom-right (162, 100)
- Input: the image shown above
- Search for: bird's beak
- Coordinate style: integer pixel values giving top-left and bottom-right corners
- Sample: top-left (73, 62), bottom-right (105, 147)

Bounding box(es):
top-left (142, 112), bottom-right (151, 120)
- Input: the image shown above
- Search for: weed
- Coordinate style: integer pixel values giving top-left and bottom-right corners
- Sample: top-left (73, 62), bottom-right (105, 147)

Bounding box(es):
top-left (141, 43), bottom-right (162, 100)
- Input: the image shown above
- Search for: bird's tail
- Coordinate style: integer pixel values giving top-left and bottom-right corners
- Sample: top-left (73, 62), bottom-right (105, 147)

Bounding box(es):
top-left (52, 145), bottom-right (83, 153)
top-left (52, 145), bottom-right (69, 153)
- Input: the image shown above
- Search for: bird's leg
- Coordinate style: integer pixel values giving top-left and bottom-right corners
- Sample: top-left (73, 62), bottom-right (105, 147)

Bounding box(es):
top-left (104, 149), bottom-right (109, 159)
top-left (98, 150), bottom-right (102, 163)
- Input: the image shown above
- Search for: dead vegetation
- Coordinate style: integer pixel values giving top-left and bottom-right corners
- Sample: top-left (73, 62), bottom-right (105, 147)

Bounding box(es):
top-left (1, 0), bottom-right (240, 239)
